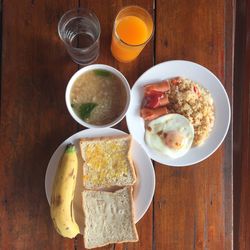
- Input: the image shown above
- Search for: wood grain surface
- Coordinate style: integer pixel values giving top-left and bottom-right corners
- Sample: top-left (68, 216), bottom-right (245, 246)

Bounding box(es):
top-left (0, 0), bottom-right (235, 249)
top-left (0, 1), bottom-right (78, 249)
top-left (233, 0), bottom-right (250, 249)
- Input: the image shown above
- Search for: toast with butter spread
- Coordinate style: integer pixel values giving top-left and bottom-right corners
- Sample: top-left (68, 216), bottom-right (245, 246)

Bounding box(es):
top-left (79, 135), bottom-right (136, 189)
top-left (82, 186), bottom-right (139, 249)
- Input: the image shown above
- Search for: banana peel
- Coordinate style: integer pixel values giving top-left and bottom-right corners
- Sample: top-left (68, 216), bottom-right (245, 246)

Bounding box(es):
top-left (50, 144), bottom-right (80, 238)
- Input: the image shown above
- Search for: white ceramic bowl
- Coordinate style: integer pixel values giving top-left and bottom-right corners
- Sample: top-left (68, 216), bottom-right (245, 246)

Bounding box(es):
top-left (65, 64), bottom-right (131, 128)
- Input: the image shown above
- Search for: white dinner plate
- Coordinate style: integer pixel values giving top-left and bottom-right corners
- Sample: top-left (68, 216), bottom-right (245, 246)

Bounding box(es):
top-left (126, 60), bottom-right (231, 167)
top-left (45, 128), bottom-right (155, 225)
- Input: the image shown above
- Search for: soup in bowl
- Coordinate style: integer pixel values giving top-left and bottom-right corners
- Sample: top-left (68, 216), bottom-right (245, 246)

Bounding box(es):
top-left (65, 64), bottom-right (130, 128)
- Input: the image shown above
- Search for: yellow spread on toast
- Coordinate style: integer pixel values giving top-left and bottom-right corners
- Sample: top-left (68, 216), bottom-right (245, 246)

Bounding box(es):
top-left (83, 140), bottom-right (129, 186)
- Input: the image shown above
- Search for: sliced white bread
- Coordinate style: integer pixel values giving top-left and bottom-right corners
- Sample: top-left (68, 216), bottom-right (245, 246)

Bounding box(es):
top-left (79, 135), bottom-right (136, 189)
top-left (82, 186), bottom-right (139, 249)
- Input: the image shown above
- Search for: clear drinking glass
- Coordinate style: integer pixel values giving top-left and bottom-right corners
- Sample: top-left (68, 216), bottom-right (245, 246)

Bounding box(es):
top-left (58, 8), bottom-right (100, 65)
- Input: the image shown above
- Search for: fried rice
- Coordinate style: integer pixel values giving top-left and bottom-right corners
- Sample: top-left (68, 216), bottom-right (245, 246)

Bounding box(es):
top-left (168, 77), bottom-right (215, 146)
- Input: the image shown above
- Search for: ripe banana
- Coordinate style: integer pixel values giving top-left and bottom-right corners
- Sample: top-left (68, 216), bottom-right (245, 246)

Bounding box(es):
top-left (50, 144), bottom-right (80, 238)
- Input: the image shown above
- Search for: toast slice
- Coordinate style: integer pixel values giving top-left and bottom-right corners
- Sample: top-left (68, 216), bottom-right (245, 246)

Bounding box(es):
top-left (82, 186), bottom-right (139, 249)
top-left (79, 135), bottom-right (136, 189)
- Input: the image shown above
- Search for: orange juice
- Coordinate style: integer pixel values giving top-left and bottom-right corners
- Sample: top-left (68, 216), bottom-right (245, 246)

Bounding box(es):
top-left (111, 6), bottom-right (153, 63)
top-left (116, 16), bottom-right (148, 45)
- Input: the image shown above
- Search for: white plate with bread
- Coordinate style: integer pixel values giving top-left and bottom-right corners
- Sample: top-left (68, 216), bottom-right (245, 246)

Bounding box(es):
top-left (45, 128), bottom-right (155, 247)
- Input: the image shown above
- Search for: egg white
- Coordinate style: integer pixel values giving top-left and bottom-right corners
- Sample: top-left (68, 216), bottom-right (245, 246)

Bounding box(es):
top-left (145, 114), bottom-right (194, 158)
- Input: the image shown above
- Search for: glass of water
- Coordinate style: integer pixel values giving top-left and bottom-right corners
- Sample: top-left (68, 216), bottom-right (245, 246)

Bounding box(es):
top-left (58, 8), bottom-right (100, 65)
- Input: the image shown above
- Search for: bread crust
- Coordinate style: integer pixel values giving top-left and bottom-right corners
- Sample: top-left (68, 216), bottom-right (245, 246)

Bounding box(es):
top-left (80, 134), bottom-right (131, 143)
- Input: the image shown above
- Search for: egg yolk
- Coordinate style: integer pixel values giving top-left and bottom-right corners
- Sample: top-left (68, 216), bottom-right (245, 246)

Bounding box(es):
top-left (164, 131), bottom-right (184, 150)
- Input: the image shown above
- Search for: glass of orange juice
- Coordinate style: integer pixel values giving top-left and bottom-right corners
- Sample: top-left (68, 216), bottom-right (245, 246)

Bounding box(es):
top-left (111, 6), bottom-right (154, 63)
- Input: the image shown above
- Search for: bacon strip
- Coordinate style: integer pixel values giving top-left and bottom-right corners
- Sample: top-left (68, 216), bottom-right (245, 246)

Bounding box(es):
top-left (143, 94), bottom-right (169, 109)
top-left (140, 107), bottom-right (168, 121)
top-left (144, 80), bottom-right (170, 94)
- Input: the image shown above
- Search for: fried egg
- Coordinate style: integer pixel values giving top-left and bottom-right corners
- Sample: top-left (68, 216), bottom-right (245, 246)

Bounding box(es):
top-left (145, 114), bottom-right (194, 158)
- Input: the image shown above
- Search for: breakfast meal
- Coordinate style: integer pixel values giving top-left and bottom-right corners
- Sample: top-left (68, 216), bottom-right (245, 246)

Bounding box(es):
top-left (82, 186), bottom-right (139, 249)
top-left (80, 135), bottom-right (136, 189)
top-left (47, 61), bottom-right (225, 248)
top-left (70, 69), bottom-right (127, 125)
top-left (46, 7), bottom-right (230, 247)
top-left (140, 77), bottom-right (215, 157)
top-left (50, 144), bottom-right (80, 238)
top-left (50, 135), bottom-right (139, 248)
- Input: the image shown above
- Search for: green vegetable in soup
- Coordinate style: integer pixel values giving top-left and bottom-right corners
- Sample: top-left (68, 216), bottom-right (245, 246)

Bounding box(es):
top-left (93, 69), bottom-right (111, 77)
top-left (79, 103), bottom-right (98, 120)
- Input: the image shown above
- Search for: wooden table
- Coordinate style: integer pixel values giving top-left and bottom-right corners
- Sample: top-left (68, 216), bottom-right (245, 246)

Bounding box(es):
top-left (0, 0), bottom-right (238, 249)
